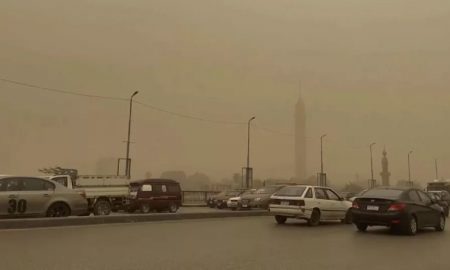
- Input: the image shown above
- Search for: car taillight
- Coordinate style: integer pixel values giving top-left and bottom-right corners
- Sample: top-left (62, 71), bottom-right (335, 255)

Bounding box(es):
top-left (388, 203), bottom-right (406, 212)
top-left (352, 201), bottom-right (359, 209)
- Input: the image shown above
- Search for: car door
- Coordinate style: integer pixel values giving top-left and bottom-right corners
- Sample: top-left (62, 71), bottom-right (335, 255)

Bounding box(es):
top-left (417, 190), bottom-right (441, 226)
top-left (314, 188), bottom-right (332, 220)
top-left (0, 178), bottom-right (22, 218)
top-left (19, 178), bottom-right (55, 216)
top-left (324, 188), bottom-right (347, 220)
top-left (0, 178), bottom-right (19, 217)
top-left (407, 190), bottom-right (432, 227)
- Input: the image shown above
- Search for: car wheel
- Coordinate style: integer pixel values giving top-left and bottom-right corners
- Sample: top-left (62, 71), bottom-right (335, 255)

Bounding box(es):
top-left (168, 203), bottom-right (179, 213)
top-left (435, 214), bottom-right (446, 232)
top-left (275, 215), bottom-right (287, 224)
top-left (140, 203), bottom-right (151, 214)
top-left (46, 202), bottom-right (71, 217)
top-left (308, 209), bottom-right (321, 226)
top-left (93, 200), bottom-right (112, 216)
top-left (342, 210), bottom-right (353, 224)
top-left (403, 215), bottom-right (418, 235)
top-left (356, 223), bottom-right (368, 232)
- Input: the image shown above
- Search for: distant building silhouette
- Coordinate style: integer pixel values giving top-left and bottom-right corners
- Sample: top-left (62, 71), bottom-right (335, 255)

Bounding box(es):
top-left (380, 148), bottom-right (391, 186)
top-left (295, 91), bottom-right (307, 180)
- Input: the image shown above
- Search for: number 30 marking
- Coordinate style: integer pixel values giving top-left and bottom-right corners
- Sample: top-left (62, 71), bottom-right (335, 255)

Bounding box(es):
top-left (8, 199), bottom-right (27, 214)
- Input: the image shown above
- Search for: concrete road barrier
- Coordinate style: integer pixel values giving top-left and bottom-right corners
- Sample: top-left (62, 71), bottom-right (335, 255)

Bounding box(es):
top-left (0, 210), bottom-right (270, 230)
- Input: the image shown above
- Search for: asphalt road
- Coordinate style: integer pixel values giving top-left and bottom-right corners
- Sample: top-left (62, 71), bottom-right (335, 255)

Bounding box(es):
top-left (0, 216), bottom-right (449, 270)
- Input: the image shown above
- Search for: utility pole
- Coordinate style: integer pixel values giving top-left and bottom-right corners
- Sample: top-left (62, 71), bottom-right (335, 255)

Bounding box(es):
top-left (125, 91), bottom-right (139, 179)
top-left (369, 142), bottom-right (376, 188)
top-left (246, 116), bottom-right (256, 188)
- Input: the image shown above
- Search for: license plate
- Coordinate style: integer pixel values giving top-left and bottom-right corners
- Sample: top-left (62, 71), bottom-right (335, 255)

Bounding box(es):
top-left (281, 201), bottom-right (290, 206)
top-left (367, 205), bottom-right (379, 211)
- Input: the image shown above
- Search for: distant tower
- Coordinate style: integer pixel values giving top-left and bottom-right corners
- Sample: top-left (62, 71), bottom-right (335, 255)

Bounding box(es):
top-left (380, 148), bottom-right (391, 186)
top-left (295, 91), bottom-right (307, 180)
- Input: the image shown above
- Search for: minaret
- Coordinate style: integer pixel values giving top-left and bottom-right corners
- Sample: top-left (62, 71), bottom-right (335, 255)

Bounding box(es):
top-left (380, 148), bottom-right (391, 186)
top-left (295, 91), bottom-right (307, 180)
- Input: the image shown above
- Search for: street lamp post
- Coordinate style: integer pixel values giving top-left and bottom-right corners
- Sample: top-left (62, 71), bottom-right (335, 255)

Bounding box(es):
top-left (318, 134), bottom-right (327, 186)
top-left (408, 151), bottom-right (413, 187)
top-left (369, 142), bottom-right (376, 188)
top-left (246, 116), bottom-right (256, 188)
top-left (435, 158), bottom-right (439, 180)
top-left (125, 91), bottom-right (139, 179)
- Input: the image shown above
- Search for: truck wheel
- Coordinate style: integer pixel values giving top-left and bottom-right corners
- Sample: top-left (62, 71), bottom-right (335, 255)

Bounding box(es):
top-left (46, 203), bottom-right (71, 217)
top-left (140, 203), bottom-right (151, 214)
top-left (168, 203), bottom-right (178, 213)
top-left (93, 200), bottom-right (112, 216)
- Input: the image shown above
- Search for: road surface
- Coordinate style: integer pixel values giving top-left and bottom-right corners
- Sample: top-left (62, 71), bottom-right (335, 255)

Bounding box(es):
top-left (0, 216), bottom-right (448, 270)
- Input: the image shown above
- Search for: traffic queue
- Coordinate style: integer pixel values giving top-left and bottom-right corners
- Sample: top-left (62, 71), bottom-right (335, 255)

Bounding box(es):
top-left (208, 184), bottom-right (448, 236)
top-left (1, 174), bottom-right (448, 236)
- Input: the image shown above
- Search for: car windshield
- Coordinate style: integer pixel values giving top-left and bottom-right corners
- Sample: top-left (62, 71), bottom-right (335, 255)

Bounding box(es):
top-left (274, 186), bottom-right (307, 197)
top-left (361, 189), bottom-right (404, 199)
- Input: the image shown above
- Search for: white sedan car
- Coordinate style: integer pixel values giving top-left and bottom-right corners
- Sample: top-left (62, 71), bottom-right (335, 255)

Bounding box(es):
top-left (269, 185), bottom-right (352, 226)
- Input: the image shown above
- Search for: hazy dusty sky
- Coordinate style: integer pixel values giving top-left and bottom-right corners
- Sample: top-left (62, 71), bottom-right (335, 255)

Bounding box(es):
top-left (1, 0), bottom-right (450, 185)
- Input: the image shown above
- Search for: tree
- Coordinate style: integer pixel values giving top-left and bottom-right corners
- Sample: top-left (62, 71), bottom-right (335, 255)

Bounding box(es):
top-left (38, 167), bottom-right (78, 181)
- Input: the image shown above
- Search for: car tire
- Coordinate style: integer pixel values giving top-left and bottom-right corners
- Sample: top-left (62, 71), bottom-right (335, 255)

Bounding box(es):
top-left (403, 215), bottom-right (418, 235)
top-left (435, 214), bottom-right (446, 232)
top-left (355, 223), bottom-right (368, 232)
top-left (307, 209), bottom-right (321, 227)
top-left (275, 215), bottom-right (287, 224)
top-left (46, 202), bottom-right (71, 217)
top-left (342, 210), bottom-right (353, 224)
top-left (140, 203), bottom-right (151, 214)
top-left (168, 203), bottom-right (179, 213)
top-left (93, 200), bottom-right (112, 216)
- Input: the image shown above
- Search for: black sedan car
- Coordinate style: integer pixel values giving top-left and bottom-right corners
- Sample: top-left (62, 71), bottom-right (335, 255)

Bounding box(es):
top-left (352, 187), bottom-right (445, 235)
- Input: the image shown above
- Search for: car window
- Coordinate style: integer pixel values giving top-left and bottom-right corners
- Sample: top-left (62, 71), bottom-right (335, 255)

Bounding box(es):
top-left (0, 180), bottom-right (7, 191)
top-left (274, 186), bottom-right (306, 197)
top-left (315, 188), bottom-right (328, 200)
top-left (417, 190), bottom-right (431, 204)
top-left (361, 189), bottom-right (404, 199)
top-left (325, 189), bottom-right (340, 201)
top-left (3, 178), bottom-right (21, 191)
top-left (304, 188), bottom-right (313, 198)
top-left (167, 184), bottom-right (180, 193)
top-left (408, 191), bottom-right (421, 202)
top-left (142, 184), bottom-right (153, 192)
top-left (21, 178), bottom-right (55, 191)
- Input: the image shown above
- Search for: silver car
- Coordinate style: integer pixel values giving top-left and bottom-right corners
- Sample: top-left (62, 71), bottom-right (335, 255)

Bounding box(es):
top-left (0, 176), bottom-right (88, 218)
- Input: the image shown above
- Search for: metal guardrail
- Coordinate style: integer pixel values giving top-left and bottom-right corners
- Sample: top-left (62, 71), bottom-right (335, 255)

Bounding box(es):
top-left (182, 191), bottom-right (221, 206)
